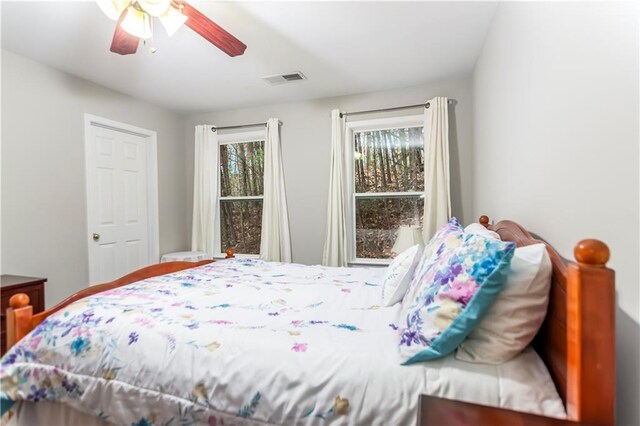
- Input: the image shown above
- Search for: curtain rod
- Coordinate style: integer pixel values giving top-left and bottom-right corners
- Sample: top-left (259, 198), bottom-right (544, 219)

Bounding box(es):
top-left (211, 121), bottom-right (282, 132)
top-left (339, 99), bottom-right (457, 118)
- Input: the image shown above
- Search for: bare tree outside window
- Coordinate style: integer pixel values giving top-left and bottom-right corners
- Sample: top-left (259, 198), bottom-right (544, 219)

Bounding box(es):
top-left (219, 140), bottom-right (264, 254)
top-left (354, 127), bottom-right (424, 259)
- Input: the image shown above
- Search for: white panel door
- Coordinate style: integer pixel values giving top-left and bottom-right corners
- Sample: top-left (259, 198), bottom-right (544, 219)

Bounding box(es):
top-left (86, 124), bottom-right (150, 284)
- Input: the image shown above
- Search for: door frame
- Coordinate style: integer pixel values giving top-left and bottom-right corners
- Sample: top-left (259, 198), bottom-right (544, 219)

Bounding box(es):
top-left (83, 113), bottom-right (160, 284)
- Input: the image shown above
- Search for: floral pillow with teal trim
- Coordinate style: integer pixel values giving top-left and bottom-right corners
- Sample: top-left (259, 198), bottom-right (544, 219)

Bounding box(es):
top-left (397, 221), bottom-right (516, 364)
top-left (402, 217), bottom-right (463, 304)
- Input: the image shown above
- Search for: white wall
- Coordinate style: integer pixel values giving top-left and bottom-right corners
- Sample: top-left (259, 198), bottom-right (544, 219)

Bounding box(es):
top-left (473, 3), bottom-right (639, 424)
top-left (184, 75), bottom-right (474, 265)
top-left (1, 50), bottom-right (188, 307)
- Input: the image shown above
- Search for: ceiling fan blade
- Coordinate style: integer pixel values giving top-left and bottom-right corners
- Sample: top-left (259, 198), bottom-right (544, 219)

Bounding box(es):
top-left (110, 9), bottom-right (139, 55)
top-left (177, 1), bottom-right (247, 57)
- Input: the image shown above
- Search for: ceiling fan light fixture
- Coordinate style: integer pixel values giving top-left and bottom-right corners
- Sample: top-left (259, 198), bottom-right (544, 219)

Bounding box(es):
top-left (105, 0), bottom-right (246, 56)
top-left (96, 0), bottom-right (131, 21)
top-left (159, 6), bottom-right (188, 36)
top-left (120, 6), bottom-right (153, 39)
top-left (137, 0), bottom-right (171, 17)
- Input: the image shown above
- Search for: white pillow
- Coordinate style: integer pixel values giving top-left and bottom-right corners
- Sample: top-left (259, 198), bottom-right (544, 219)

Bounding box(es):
top-left (381, 244), bottom-right (422, 306)
top-left (456, 224), bottom-right (552, 364)
top-left (464, 222), bottom-right (500, 240)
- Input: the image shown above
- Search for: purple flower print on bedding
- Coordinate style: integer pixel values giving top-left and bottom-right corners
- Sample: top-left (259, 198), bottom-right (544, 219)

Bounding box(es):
top-left (27, 385), bottom-right (48, 402)
top-left (81, 311), bottom-right (97, 324)
top-left (61, 377), bottom-right (83, 397)
top-left (433, 260), bottom-right (464, 287)
top-left (2, 352), bottom-right (18, 367)
top-left (400, 311), bottom-right (429, 347)
top-left (20, 372), bottom-right (84, 403)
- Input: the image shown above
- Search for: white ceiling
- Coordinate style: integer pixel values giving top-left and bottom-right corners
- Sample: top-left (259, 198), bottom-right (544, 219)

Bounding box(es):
top-left (1, 1), bottom-right (498, 114)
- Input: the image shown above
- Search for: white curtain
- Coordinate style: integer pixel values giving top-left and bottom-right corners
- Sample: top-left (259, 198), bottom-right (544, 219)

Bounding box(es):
top-left (260, 118), bottom-right (292, 262)
top-left (322, 109), bottom-right (348, 267)
top-left (191, 125), bottom-right (219, 259)
top-left (423, 97), bottom-right (452, 242)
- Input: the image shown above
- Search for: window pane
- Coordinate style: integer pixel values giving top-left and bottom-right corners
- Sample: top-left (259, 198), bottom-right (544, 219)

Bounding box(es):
top-left (354, 127), bottom-right (424, 193)
top-left (355, 196), bottom-right (423, 259)
top-left (220, 141), bottom-right (264, 197)
top-left (220, 199), bottom-right (263, 255)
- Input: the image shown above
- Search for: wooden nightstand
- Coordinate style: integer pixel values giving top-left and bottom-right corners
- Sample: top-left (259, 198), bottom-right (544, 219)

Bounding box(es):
top-left (1, 275), bottom-right (47, 355)
top-left (419, 395), bottom-right (580, 426)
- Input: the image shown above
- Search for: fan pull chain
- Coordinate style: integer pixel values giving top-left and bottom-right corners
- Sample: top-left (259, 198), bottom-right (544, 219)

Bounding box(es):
top-left (144, 13), bottom-right (157, 53)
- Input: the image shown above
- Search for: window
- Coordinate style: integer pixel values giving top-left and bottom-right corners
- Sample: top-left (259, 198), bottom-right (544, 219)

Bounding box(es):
top-left (216, 131), bottom-right (265, 256)
top-left (346, 115), bottom-right (425, 263)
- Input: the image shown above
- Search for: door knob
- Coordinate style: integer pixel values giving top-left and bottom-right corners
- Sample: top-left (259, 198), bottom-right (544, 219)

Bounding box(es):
top-left (92, 233), bottom-right (100, 241)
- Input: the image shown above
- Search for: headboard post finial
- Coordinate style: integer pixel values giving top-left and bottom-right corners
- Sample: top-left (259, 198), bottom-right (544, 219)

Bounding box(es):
top-left (479, 215), bottom-right (490, 228)
top-left (574, 239), bottom-right (610, 267)
top-left (9, 293), bottom-right (30, 309)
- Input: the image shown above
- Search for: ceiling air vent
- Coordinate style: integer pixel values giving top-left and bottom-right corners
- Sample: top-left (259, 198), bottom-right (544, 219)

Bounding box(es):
top-left (263, 71), bottom-right (306, 85)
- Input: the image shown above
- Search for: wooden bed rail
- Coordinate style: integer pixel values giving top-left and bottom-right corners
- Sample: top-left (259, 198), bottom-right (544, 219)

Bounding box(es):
top-left (5, 260), bottom-right (212, 350)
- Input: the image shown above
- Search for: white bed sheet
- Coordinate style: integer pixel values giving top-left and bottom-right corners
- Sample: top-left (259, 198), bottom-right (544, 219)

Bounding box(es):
top-left (1, 259), bottom-right (565, 425)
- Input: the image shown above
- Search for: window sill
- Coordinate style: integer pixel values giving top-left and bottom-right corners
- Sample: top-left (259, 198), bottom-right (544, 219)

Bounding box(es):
top-left (348, 259), bottom-right (391, 268)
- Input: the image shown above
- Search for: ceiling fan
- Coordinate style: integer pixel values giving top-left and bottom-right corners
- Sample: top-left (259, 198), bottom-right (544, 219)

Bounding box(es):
top-left (97, 0), bottom-right (246, 57)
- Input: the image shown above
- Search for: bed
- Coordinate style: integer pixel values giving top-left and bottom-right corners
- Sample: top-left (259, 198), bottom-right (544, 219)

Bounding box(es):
top-left (0, 217), bottom-right (615, 425)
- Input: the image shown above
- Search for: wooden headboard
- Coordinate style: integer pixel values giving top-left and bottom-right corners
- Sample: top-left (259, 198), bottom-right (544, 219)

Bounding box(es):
top-left (479, 216), bottom-right (615, 424)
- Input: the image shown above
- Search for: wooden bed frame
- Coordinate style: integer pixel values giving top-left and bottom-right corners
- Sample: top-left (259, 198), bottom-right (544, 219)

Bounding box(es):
top-left (5, 260), bottom-right (212, 351)
top-left (4, 217), bottom-right (615, 424)
top-left (480, 216), bottom-right (615, 425)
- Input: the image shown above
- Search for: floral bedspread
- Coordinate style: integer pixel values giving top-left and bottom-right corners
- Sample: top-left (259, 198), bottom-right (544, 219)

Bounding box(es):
top-left (0, 259), bottom-right (565, 425)
top-left (1, 260), bottom-right (399, 425)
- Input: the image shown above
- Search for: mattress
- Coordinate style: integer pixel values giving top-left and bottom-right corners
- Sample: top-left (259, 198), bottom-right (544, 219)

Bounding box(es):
top-left (1, 259), bottom-right (565, 425)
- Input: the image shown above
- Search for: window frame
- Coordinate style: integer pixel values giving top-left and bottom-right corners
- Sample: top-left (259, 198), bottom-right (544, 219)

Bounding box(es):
top-left (214, 129), bottom-right (265, 259)
top-left (344, 114), bottom-right (425, 266)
